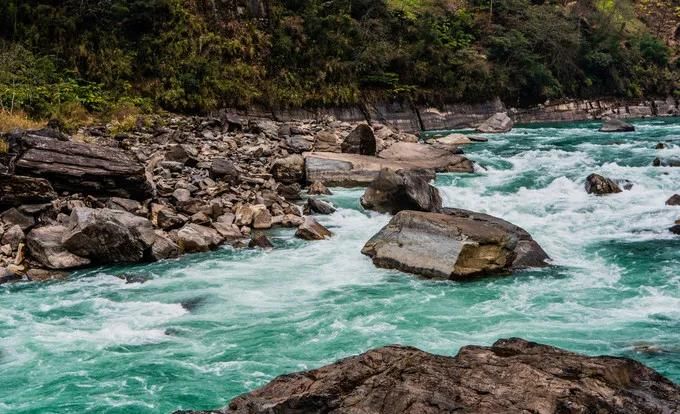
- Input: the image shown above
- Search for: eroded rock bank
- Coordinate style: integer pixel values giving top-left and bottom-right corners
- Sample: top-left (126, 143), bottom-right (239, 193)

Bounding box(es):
top-left (174, 337), bottom-right (680, 414)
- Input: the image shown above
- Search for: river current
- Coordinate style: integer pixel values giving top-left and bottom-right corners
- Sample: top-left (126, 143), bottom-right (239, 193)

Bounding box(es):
top-left (1, 118), bottom-right (679, 413)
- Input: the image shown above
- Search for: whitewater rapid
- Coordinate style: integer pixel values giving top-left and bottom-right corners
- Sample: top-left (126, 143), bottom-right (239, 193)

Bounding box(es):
top-left (1, 118), bottom-right (679, 413)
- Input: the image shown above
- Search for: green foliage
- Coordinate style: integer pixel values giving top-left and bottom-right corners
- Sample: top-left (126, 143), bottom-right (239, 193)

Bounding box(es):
top-left (0, 0), bottom-right (675, 117)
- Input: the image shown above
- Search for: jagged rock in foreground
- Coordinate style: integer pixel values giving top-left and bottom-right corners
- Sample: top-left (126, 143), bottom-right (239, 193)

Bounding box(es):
top-left (0, 173), bottom-right (57, 209)
top-left (360, 168), bottom-right (442, 214)
top-left (175, 338), bottom-right (680, 414)
top-left (599, 118), bottom-right (635, 132)
top-left (362, 209), bottom-right (549, 279)
top-left (585, 173), bottom-right (622, 195)
top-left (475, 112), bottom-right (513, 133)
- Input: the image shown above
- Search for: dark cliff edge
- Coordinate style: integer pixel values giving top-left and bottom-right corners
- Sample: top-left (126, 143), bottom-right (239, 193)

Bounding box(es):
top-left (225, 96), bottom-right (680, 133)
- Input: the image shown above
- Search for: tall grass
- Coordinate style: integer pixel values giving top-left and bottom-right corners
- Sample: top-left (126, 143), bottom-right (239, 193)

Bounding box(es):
top-left (0, 109), bottom-right (44, 132)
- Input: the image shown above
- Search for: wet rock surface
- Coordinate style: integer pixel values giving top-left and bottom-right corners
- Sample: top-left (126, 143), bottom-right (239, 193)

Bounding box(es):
top-left (475, 112), bottom-right (513, 133)
top-left (176, 338), bottom-right (680, 414)
top-left (362, 209), bottom-right (549, 279)
top-left (600, 118), bottom-right (635, 132)
top-left (585, 173), bottom-right (623, 195)
top-left (360, 168), bottom-right (442, 214)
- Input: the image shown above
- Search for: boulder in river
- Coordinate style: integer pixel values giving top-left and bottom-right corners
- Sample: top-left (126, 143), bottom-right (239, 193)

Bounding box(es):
top-left (653, 157), bottom-right (680, 167)
top-left (270, 154), bottom-right (305, 184)
top-left (341, 124), bottom-right (376, 156)
top-left (585, 173), bottom-right (622, 195)
top-left (176, 338), bottom-right (680, 414)
top-left (61, 207), bottom-right (157, 263)
top-left (304, 198), bottom-right (336, 215)
top-left (362, 209), bottom-right (549, 279)
top-left (295, 216), bottom-right (332, 240)
top-left (666, 194), bottom-right (680, 206)
top-left (599, 118), bottom-right (635, 132)
top-left (176, 223), bottom-right (224, 253)
top-left (307, 180), bottom-right (332, 195)
top-left (475, 112), bottom-right (513, 133)
top-left (361, 168), bottom-right (442, 214)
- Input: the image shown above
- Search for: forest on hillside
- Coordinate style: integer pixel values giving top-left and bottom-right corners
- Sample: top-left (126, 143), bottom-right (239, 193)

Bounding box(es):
top-left (0, 0), bottom-right (678, 120)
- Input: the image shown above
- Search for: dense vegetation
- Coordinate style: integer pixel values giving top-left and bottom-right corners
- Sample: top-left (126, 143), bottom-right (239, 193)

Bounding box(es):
top-left (0, 0), bottom-right (678, 121)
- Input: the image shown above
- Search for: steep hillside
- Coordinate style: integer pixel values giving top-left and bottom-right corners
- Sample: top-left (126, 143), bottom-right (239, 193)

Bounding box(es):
top-left (0, 0), bottom-right (677, 120)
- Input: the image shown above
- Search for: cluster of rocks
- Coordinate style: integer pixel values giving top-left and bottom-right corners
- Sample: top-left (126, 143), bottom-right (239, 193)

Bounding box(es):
top-left (176, 337), bottom-right (680, 414)
top-left (0, 112), bottom-right (483, 283)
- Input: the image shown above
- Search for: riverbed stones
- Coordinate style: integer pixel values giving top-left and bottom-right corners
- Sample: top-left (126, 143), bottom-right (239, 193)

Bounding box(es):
top-left (186, 338), bottom-right (680, 414)
top-left (26, 225), bottom-right (91, 269)
top-left (362, 209), bottom-right (549, 279)
top-left (341, 124), bottom-right (376, 156)
top-left (433, 133), bottom-right (473, 145)
top-left (0, 208), bottom-right (35, 231)
top-left (600, 118), bottom-right (635, 132)
top-left (210, 158), bottom-right (240, 183)
top-left (308, 180), bottom-right (332, 195)
top-left (150, 232), bottom-right (180, 260)
top-left (585, 173), bottom-right (622, 195)
top-left (1, 225), bottom-right (24, 250)
top-left (62, 207), bottom-right (157, 263)
top-left (361, 168), bottom-right (442, 214)
top-left (295, 216), bottom-right (332, 240)
top-left (249, 233), bottom-right (273, 249)
top-left (476, 112), bottom-right (513, 133)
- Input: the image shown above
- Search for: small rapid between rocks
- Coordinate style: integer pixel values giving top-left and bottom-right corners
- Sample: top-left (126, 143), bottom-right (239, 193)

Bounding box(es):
top-left (1, 118), bottom-right (679, 413)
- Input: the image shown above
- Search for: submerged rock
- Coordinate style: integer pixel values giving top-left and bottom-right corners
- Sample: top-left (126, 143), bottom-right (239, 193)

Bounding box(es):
top-left (362, 209), bottom-right (549, 279)
top-left (341, 124), bottom-right (376, 156)
top-left (599, 118), bottom-right (635, 132)
top-left (304, 198), bottom-right (336, 215)
top-left (585, 173), bottom-right (622, 195)
top-left (653, 157), bottom-right (680, 167)
top-left (248, 233), bottom-right (273, 249)
top-left (360, 168), bottom-right (442, 214)
top-left (475, 112), bottom-right (513, 133)
top-left (176, 338), bottom-right (680, 414)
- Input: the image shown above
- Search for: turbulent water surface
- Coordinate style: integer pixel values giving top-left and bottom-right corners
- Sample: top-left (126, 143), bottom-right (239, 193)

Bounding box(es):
top-left (2, 119), bottom-right (679, 413)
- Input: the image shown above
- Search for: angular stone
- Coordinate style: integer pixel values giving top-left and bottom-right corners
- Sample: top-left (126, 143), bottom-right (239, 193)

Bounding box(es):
top-left (26, 225), bottom-right (90, 269)
top-left (361, 168), bottom-right (442, 214)
top-left (249, 233), bottom-right (273, 249)
top-left (177, 223), bottom-right (223, 253)
top-left (666, 194), bottom-right (680, 206)
top-left (210, 158), bottom-right (240, 183)
top-left (150, 232), bottom-right (180, 261)
top-left (212, 222), bottom-right (243, 242)
top-left (600, 118), bottom-right (635, 132)
top-left (106, 197), bottom-right (142, 213)
top-left (378, 142), bottom-right (474, 173)
top-left (61, 207), bottom-right (156, 263)
top-left (295, 216), bottom-right (332, 240)
top-left (304, 198), bottom-right (336, 215)
top-left (341, 124), bottom-right (376, 156)
top-left (1, 225), bottom-right (24, 250)
top-left (0, 208), bottom-right (35, 231)
top-left (308, 181), bottom-right (332, 195)
top-left (475, 112), bottom-right (513, 133)
top-left (270, 155), bottom-right (305, 184)
top-left (252, 207), bottom-right (273, 229)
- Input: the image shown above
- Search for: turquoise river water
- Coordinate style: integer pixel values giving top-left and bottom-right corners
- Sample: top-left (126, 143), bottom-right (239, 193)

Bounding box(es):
top-left (1, 118), bottom-right (679, 413)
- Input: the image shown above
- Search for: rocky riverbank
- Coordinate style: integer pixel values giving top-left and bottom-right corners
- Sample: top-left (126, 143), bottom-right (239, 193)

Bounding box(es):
top-left (0, 113), bottom-right (477, 283)
top-left (175, 337), bottom-right (680, 414)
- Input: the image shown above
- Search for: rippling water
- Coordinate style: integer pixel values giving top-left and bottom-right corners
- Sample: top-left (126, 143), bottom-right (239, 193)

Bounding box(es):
top-left (1, 119), bottom-right (679, 413)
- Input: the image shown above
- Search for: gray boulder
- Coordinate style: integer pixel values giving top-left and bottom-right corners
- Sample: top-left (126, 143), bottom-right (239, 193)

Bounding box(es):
top-left (0, 173), bottom-right (57, 210)
top-left (0, 208), bottom-right (35, 231)
top-left (26, 225), bottom-right (90, 269)
top-left (361, 168), bottom-right (442, 214)
top-left (1, 225), bottom-right (24, 250)
top-left (304, 198), bottom-right (336, 215)
top-left (476, 112), bottom-right (513, 133)
top-left (177, 223), bottom-right (223, 253)
top-left (210, 158), bottom-right (240, 183)
top-left (362, 209), bottom-right (549, 279)
top-left (653, 157), bottom-right (680, 167)
top-left (61, 207), bottom-right (156, 263)
top-left (600, 118), bottom-right (635, 132)
top-left (378, 142), bottom-right (474, 173)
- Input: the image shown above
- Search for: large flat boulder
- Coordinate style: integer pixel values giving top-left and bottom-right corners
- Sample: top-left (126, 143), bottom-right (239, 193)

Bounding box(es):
top-left (361, 209), bottom-right (549, 279)
top-left (0, 173), bottom-right (57, 210)
top-left (13, 135), bottom-right (152, 199)
top-left (304, 152), bottom-right (443, 187)
top-left (378, 142), bottom-right (474, 173)
top-left (176, 338), bottom-right (680, 414)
